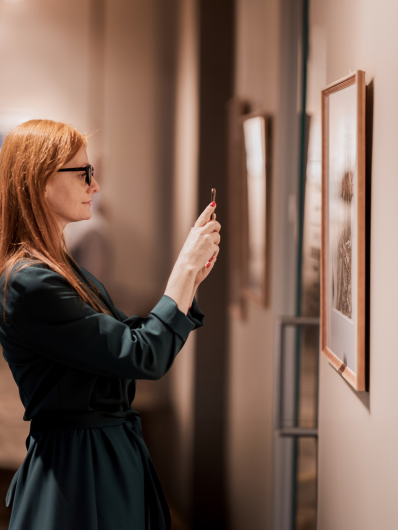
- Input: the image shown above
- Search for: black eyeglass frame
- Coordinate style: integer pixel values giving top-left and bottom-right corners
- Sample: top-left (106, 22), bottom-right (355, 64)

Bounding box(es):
top-left (57, 165), bottom-right (94, 186)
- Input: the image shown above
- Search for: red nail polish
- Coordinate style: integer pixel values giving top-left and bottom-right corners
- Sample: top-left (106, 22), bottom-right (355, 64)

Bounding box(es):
top-left (206, 262), bottom-right (211, 268)
top-left (209, 256), bottom-right (214, 262)
top-left (210, 201), bottom-right (216, 207)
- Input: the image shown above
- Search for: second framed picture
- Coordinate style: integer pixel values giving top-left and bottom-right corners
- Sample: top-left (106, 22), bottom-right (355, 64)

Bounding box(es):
top-left (240, 112), bottom-right (271, 307)
top-left (321, 70), bottom-right (366, 391)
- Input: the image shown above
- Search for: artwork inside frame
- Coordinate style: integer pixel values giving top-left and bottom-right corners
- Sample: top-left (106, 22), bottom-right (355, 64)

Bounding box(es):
top-left (321, 70), bottom-right (366, 391)
top-left (240, 111), bottom-right (271, 307)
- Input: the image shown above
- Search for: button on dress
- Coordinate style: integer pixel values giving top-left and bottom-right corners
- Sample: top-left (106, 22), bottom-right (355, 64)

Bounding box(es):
top-left (0, 260), bottom-right (204, 530)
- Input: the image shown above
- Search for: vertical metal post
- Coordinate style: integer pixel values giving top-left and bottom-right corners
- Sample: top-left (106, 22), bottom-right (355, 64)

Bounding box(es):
top-left (292, 0), bottom-right (310, 527)
top-left (296, 0), bottom-right (310, 316)
top-left (275, 318), bottom-right (319, 530)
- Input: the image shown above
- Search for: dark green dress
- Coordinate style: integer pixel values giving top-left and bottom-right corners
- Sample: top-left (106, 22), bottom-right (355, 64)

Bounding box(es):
top-left (0, 260), bottom-right (204, 530)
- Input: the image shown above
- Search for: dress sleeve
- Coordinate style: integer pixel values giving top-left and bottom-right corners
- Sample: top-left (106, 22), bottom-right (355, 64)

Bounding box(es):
top-left (187, 297), bottom-right (205, 329)
top-left (79, 265), bottom-right (205, 329)
top-left (6, 265), bottom-right (203, 380)
top-left (119, 297), bottom-right (205, 330)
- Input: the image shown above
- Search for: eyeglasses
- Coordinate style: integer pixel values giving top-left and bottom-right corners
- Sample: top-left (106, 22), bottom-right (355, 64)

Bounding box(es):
top-left (57, 165), bottom-right (94, 186)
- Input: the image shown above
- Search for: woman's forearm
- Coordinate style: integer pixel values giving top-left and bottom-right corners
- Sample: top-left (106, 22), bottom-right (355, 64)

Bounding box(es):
top-left (190, 284), bottom-right (199, 309)
top-left (164, 261), bottom-right (197, 315)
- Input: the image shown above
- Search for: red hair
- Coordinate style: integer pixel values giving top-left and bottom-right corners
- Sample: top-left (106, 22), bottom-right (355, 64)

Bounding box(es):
top-left (0, 119), bottom-right (108, 314)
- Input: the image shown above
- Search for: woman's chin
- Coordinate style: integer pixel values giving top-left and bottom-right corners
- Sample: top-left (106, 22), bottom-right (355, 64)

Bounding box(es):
top-left (75, 211), bottom-right (92, 222)
top-left (83, 207), bottom-right (92, 217)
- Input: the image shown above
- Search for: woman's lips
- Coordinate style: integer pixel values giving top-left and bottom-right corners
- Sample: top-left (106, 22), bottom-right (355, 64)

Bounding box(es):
top-left (83, 201), bottom-right (92, 205)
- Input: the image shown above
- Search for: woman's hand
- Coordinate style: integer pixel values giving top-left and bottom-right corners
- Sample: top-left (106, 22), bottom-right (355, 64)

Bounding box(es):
top-left (164, 202), bottom-right (220, 314)
top-left (176, 203), bottom-right (221, 275)
top-left (194, 213), bottom-right (220, 286)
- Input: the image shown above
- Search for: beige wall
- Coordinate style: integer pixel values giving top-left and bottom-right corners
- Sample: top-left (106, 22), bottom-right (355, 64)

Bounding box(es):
top-left (102, 0), bottom-right (176, 311)
top-left (0, 0), bottom-right (91, 137)
top-left (168, 0), bottom-right (199, 516)
top-left (227, 0), bottom-right (280, 528)
top-left (313, 0), bottom-right (398, 528)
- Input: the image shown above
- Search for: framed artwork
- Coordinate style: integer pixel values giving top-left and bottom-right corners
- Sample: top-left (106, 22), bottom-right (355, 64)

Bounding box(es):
top-left (321, 70), bottom-right (366, 391)
top-left (240, 112), bottom-right (271, 307)
top-left (227, 98), bottom-right (248, 319)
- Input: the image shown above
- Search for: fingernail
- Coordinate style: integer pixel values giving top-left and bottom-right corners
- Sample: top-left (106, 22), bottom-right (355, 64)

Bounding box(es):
top-left (206, 262), bottom-right (211, 268)
top-left (210, 201), bottom-right (216, 207)
top-left (209, 256), bottom-right (214, 262)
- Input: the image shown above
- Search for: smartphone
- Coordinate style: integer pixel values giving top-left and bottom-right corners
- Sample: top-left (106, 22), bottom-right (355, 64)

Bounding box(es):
top-left (210, 188), bottom-right (216, 220)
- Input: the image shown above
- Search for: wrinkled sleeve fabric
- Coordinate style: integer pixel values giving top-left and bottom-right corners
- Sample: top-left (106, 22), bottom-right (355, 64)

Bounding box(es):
top-left (187, 297), bottom-right (205, 329)
top-left (115, 297), bottom-right (204, 329)
top-left (7, 265), bottom-right (204, 380)
top-left (78, 265), bottom-right (205, 330)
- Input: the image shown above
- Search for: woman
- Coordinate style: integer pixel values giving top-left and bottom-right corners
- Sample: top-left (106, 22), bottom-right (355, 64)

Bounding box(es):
top-left (0, 119), bottom-right (220, 530)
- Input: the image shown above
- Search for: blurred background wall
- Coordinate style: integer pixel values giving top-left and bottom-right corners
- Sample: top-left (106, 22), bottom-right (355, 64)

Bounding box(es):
top-left (227, 0), bottom-right (282, 528)
top-left (1, 0), bottom-right (398, 529)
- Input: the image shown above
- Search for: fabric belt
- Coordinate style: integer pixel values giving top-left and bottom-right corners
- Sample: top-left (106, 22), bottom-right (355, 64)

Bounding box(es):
top-left (7, 409), bottom-right (171, 530)
top-left (30, 408), bottom-right (141, 433)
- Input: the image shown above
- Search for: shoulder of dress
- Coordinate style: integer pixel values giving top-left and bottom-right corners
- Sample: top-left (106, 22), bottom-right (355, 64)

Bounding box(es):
top-left (7, 260), bottom-right (49, 278)
top-left (4, 261), bottom-right (66, 295)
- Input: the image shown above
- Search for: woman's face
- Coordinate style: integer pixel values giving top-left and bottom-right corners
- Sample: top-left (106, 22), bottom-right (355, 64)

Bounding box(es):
top-left (44, 146), bottom-right (100, 231)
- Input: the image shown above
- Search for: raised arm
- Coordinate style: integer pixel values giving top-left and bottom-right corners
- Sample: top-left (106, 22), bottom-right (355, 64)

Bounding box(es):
top-left (5, 265), bottom-right (203, 380)
top-left (165, 202), bottom-right (221, 314)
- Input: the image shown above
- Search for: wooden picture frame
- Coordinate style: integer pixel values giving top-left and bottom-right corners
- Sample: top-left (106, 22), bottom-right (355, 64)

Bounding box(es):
top-left (227, 98), bottom-right (248, 319)
top-left (321, 71), bottom-right (366, 391)
top-left (240, 111), bottom-right (271, 307)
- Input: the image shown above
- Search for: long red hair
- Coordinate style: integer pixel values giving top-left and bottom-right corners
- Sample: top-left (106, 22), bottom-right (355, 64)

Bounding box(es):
top-left (0, 119), bottom-right (108, 314)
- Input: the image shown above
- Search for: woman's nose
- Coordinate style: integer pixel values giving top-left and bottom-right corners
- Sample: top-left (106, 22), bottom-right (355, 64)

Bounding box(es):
top-left (91, 177), bottom-right (100, 193)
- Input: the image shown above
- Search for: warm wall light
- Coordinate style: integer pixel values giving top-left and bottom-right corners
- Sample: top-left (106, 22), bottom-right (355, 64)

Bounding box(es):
top-left (0, 109), bottom-right (36, 146)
